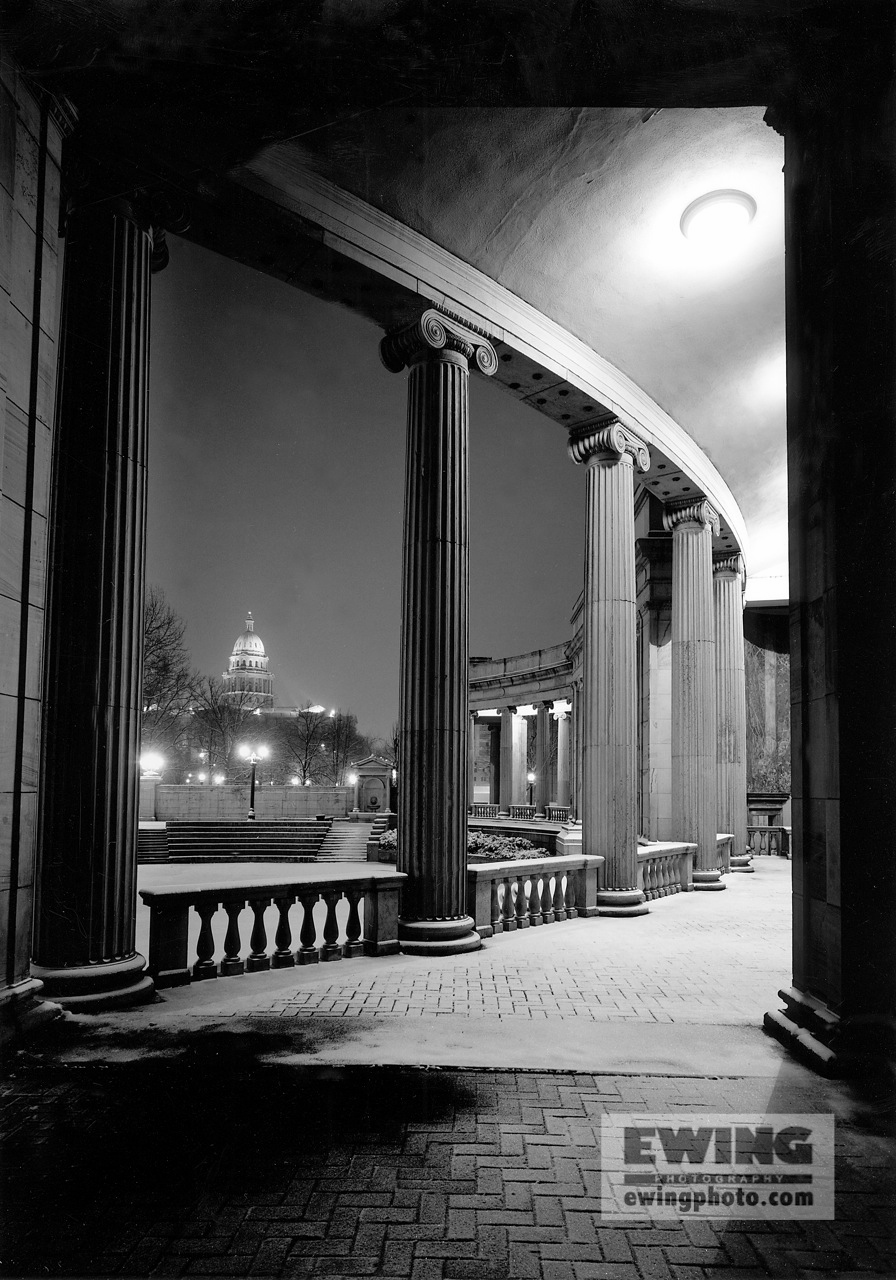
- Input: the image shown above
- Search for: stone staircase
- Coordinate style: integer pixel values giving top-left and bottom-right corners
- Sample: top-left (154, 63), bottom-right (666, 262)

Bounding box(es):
top-left (163, 819), bottom-right (330, 862)
top-left (315, 819), bottom-right (374, 862)
top-left (137, 823), bottom-right (169, 863)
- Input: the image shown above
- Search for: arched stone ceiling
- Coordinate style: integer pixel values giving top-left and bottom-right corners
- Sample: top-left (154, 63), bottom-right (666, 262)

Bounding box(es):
top-left (289, 107), bottom-right (786, 585)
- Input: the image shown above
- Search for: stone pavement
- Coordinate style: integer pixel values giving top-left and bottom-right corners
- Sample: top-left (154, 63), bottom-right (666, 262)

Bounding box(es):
top-left (2, 857), bottom-right (894, 1279)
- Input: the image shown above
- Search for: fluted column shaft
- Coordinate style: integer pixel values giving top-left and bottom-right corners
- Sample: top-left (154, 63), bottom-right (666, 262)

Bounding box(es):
top-left (534, 704), bottom-right (549, 816)
top-left (467, 714), bottom-right (477, 809)
top-left (499, 708), bottom-right (514, 814)
top-left (665, 499), bottom-right (724, 889)
top-left (381, 310), bottom-right (496, 955)
top-left (555, 712), bottom-right (570, 806)
top-left (33, 200), bottom-right (159, 1008)
top-left (714, 556), bottom-right (748, 872)
top-left (570, 420), bottom-right (650, 915)
top-left (511, 715), bottom-right (527, 805)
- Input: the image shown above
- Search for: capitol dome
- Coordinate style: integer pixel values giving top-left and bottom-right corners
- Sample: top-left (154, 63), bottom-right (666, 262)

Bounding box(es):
top-left (222, 613), bottom-right (274, 707)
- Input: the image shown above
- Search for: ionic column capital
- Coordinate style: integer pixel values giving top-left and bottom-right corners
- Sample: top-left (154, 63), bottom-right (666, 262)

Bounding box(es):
top-left (568, 419), bottom-right (650, 472)
top-left (663, 497), bottom-right (720, 536)
top-left (713, 552), bottom-right (745, 583)
top-left (380, 308), bottom-right (498, 376)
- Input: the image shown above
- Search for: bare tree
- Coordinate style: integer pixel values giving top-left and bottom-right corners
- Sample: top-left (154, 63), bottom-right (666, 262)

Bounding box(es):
top-left (189, 677), bottom-right (260, 779)
top-left (141, 584), bottom-right (198, 773)
top-left (324, 710), bottom-right (372, 785)
top-left (274, 705), bottom-right (332, 784)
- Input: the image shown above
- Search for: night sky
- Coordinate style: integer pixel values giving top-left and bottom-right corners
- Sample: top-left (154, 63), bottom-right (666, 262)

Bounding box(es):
top-left (147, 236), bottom-right (584, 741)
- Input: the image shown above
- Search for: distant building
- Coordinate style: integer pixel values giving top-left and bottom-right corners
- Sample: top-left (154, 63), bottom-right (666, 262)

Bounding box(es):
top-left (222, 613), bottom-right (274, 708)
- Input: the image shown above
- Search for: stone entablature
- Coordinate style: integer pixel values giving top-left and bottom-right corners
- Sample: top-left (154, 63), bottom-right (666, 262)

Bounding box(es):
top-left (469, 644), bottom-right (573, 709)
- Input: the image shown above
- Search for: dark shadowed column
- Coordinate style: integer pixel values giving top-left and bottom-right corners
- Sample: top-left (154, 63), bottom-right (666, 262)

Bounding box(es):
top-left (569, 420), bottom-right (650, 916)
top-left (713, 554), bottom-right (747, 873)
top-left (763, 64), bottom-right (896, 1072)
top-left (381, 309), bottom-right (496, 955)
top-left (32, 197), bottom-right (164, 1008)
top-left (664, 498), bottom-right (724, 891)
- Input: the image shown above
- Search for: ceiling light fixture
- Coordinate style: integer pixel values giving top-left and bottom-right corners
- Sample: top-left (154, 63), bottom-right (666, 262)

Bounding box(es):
top-left (680, 189), bottom-right (757, 247)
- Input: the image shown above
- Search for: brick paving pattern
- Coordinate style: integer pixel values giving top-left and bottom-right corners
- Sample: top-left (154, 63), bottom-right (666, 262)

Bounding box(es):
top-left (196, 859), bottom-right (791, 1028)
top-left (2, 1055), bottom-right (894, 1279)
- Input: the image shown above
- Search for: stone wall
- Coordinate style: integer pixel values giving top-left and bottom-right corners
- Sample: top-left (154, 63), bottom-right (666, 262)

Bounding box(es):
top-left (152, 784), bottom-right (353, 821)
top-left (744, 609), bottom-right (791, 794)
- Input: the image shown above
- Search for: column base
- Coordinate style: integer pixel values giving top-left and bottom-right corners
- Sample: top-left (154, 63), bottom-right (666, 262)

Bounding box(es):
top-left (692, 869), bottom-right (726, 891)
top-left (0, 978), bottom-right (63, 1047)
top-left (764, 986), bottom-right (894, 1078)
top-left (596, 889), bottom-right (649, 917)
top-left (730, 854), bottom-right (755, 873)
top-left (31, 953), bottom-right (155, 1012)
top-left (399, 916), bottom-right (481, 956)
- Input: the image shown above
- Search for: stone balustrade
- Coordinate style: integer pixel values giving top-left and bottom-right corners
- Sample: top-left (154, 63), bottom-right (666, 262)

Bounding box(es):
top-left (747, 825), bottom-right (790, 857)
top-left (139, 868), bottom-right (405, 987)
top-left (508, 804), bottom-right (537, 820)
top-left (470, 803), bottom-right (499, 818)
top-left (466, 855), bottom-right (603, 939)
top-left (546, 805), bottom-right (570, 822)
top-left (636, 842), bottom-right (695, 899)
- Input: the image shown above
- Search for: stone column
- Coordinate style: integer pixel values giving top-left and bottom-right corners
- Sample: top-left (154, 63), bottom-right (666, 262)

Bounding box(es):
top-left (569, 680), bottom-right (581, 822)
top-left (488, 722), bottom-right (501, 804)
top-left (714, 554), bottom-right (748, 873)
top-left (534, 703), bottom-right (550, 816)
top-left (555, 710), bottom-right (570, 806)
top-left (761, 73), bottom-right (896, 1072)
top-left (467, 713), bottom-right (477, 809)
top-left (569, 420), bottom-right (650, 916)
top-left (664, 499), bottom-right (724, 890)
top-left (32, 197), bottom-right (163, 1008)
top-left (499, 707), bottom-right (514, 815)
top-left (380, 308), bottom-right (496, 955)
top-left (511, 714), bottom-right (528, 805)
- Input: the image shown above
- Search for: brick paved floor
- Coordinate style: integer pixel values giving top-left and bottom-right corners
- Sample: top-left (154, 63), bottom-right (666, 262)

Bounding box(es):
top-left (1, 1055), bottom-right (894, 1279)
top-left (3, 858), bottom-right (894, 1279)
top-left (138, 855), bottom-right (792, 1029)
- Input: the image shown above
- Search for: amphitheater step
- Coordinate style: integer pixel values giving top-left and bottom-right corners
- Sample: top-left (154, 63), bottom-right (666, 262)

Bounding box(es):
top-left (155, 819), bottom-right (331, 863)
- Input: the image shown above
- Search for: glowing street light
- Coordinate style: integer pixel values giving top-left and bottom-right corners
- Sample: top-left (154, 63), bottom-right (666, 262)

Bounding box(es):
top-left (527, 771), bottom-right (536, 806)
top-left (238, 744), bottom-right (269, 820)
top-left (139, 752), bottom-right (164, 776)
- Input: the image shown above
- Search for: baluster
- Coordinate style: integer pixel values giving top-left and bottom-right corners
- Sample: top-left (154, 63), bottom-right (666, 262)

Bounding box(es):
top-left (664, 858), bottom-right (674, 896)
top-left (193, 902), bottom-right (218, 980)
top-left (527, 874), bottom-right (542, 926)
top-left (344, 889), bottom-right (364, 957)
top-left (321, 890), bottom-right (343, 961)
top-left (491, 878), bottom-right (503, 934)
top-left (656, 859), bottom-right (665, 898)
top-left (770, 829), bottom-right (780, 856)
top-left (272, 896), bottom-right (296, 968)
top-left (220, 901), bottom-right (244, 976)
top-left (247, 897), bottom-right (272, 971)
top-left (564, 872), bottom-right (578, 918)
top-left (553, 871), bottom-right (567, 922)
top-left (645, 859), bottom-right (655, 900)
top-left (297, 891), bottom-right (320, 964)
top-left (501, 877), bottom-right (517, 931)
top-left (540, 872), bottom-right (554, 924)
top-left (515, 875), bottom-right (530, 929)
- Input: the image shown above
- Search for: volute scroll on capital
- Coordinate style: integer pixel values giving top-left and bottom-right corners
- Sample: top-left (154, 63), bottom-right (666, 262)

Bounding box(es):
top-left (567, 419), bottom-right (650, 473)
top-left (712, 552), bottom-right (745, 582)
top-left (662, 497), bottom-right (721, 536)
top-left (380, 308), bottom-right (498, 376)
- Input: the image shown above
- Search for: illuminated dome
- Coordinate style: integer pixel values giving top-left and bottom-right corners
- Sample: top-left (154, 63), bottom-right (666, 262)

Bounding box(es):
top-left (222, 613), bottom-right (274, 706)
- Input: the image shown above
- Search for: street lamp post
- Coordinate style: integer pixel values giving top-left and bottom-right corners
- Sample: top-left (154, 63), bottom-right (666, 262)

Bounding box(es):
top-left (527, 771), bottom-right (536, 806)
top-left (238, 744), bottom-right (269, 820)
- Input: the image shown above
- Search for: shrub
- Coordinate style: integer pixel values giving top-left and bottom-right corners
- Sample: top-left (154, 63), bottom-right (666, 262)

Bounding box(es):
top-left (379, 827), bottom-right (544, 862)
